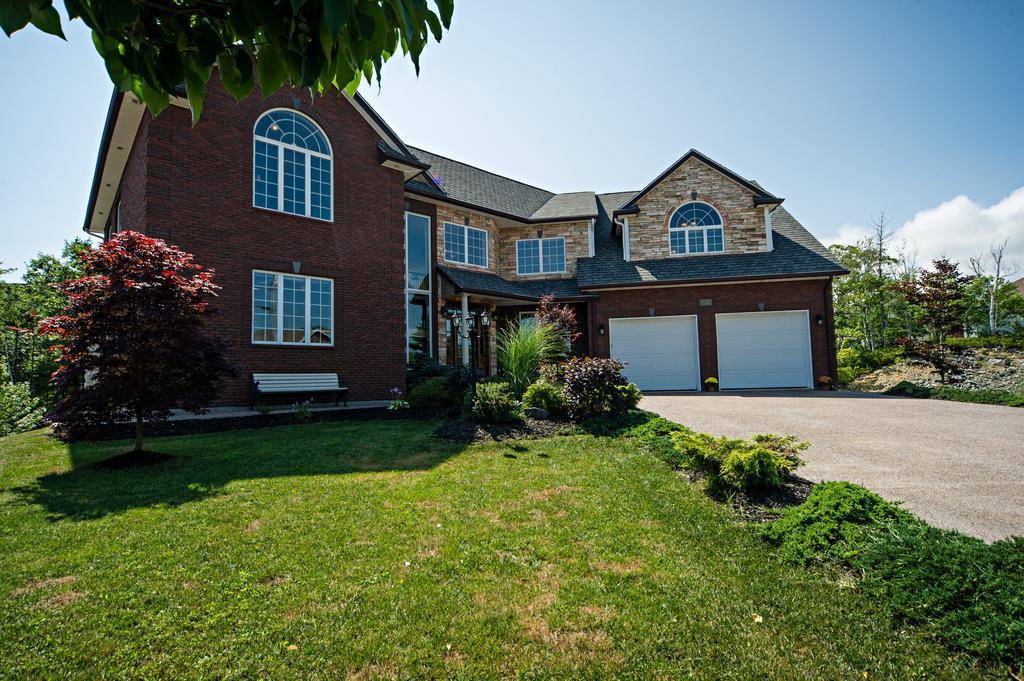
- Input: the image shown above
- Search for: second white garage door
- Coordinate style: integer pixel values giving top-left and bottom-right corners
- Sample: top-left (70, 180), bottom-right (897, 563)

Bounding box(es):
top-left (609, 316), bottom-right (700, 391)
top-left (716, 311), bottom-right (813, 389)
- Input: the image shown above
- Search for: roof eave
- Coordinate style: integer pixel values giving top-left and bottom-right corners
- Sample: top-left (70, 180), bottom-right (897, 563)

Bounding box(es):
top-left (82, 88), bottom-right (124, 235)
top-left (578, 269), bottom-right (847, 291)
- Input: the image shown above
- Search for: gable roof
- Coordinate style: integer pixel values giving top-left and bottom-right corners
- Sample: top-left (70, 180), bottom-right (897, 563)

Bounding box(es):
top-left (406, 147), bottom-right (598, 223)
top-left (616, 149), bottom-right (782, 216)
top-left (577, 204), bottom-right (847, 289)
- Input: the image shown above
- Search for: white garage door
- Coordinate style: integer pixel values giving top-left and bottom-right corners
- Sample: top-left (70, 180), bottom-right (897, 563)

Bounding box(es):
top-left (609, 316), bottom-right (700, 391)
top-left (716, 311), bottom-right (813, 389)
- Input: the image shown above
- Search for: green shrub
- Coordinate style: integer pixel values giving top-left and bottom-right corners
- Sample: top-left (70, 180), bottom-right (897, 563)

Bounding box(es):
top-left (837, 345), bottom-right (904, 385)
top-left (405, 355), bottom-right (446, 389)
top-left (0, 382), bottom-right (45, 437)
top-left (496, 322), bottom-right (563, 396)
top-left (562, 357), bottom-right (639, 419)
top-left (761, 482), bottom-right (912, 565)
top-left (931, 386), bottom-right (1024, 407)
top-left (885, 382), bottom-right (1024, 407)
top-left (471, 381), bottom-right (521, 423)
top-left (407, 376), bottom-right (453, 409)
top-left (720, 446), bottom-right (788, 489)
top-left (522, 380), bottom-right (566, 416)
top-left (855, 521), bottom-right (1024, 667)
top-left (670, 430), bottom-right (807, 492)
top-left (946, 335), bottom-right (1024, 350)
top-left (884, 380), bottom-right (932, 398)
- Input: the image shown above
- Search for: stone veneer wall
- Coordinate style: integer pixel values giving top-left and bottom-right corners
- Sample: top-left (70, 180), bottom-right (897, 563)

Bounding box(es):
top-left (497, 221), bottom-right (591, 280)
top-left (629, 157), bottom-right (767, 261)
top-left (436, 205), bottom-right (500, 271)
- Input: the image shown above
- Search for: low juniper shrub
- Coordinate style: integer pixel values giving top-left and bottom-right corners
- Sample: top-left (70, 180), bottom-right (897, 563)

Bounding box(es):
top-left (853, 521), bottom-right (1024, 667)
top-left (670, 430), bottom-right (808, 493)
top-left (760, 481), bottom-right (912, 565)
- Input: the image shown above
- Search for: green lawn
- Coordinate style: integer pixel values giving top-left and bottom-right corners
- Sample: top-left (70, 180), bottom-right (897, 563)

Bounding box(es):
top-left (0, 421), bottom-right (991, 678)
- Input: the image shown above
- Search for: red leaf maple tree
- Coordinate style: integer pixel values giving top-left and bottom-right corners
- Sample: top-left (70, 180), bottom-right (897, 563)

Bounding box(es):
top-left (41, 231), bottom-right (232, 451)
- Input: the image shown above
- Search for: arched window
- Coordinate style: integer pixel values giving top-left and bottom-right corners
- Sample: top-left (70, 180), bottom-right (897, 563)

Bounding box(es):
top-left (668, 201), bottom-right (724, 255)
top-left (253, 109), bottom-right (332, 220)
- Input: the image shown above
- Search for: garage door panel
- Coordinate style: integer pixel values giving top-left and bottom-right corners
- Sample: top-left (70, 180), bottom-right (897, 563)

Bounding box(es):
top-left (609, 316), bottom-right (699, 391)
top-left (716, 311), bottom-right (812, 389)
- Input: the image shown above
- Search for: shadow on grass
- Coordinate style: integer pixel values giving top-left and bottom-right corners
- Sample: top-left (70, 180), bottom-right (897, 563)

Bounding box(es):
top-left (13, 420), bottom-right (464, 522)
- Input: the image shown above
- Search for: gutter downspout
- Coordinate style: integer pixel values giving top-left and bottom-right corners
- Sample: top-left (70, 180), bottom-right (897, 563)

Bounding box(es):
top-left (614, 218), bottom-right (630, 261)
top-left (764, 206), bottom-right (775, 252)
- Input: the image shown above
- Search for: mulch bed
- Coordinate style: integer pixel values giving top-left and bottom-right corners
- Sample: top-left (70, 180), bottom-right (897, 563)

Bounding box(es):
top-left (434, 417), bottom-right (576, 444)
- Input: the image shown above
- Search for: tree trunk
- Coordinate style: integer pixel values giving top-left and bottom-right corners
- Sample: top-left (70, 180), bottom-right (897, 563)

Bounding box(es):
top-left (134, 412), bottom-right (144, 452)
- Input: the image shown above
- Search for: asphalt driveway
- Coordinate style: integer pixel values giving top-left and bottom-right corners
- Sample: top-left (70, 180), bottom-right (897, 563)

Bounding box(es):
top-left (641, 391), bottom-right (1024, 541)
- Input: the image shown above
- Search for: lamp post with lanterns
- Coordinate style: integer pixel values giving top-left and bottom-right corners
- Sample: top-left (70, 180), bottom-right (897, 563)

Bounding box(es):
top-left (449, 307), bottom-right (489, 369)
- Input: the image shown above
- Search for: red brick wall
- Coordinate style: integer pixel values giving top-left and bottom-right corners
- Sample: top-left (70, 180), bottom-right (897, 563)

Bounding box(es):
top-left (127, 79), bottom-right (408, 404)
top-left (591, 278), bottom-right (837, 386)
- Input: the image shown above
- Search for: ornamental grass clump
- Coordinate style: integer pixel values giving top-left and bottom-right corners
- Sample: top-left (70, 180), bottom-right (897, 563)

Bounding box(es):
top-left (496, 322), bottom-right (563, 397)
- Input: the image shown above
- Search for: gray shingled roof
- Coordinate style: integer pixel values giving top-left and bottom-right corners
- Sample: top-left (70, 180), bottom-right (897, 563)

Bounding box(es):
top-left (438, 266), bottom-right (588, 300)
top-left (576, 204), bottom-right (847, 288)
top-left (529, 192), bottom-right (598, 220)
top-left (406, 147), bottom-right (597, 222)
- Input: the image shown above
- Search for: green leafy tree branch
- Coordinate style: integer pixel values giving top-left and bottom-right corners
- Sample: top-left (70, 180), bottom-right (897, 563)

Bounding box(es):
top-left (1, 0), bottom-right (453, 124)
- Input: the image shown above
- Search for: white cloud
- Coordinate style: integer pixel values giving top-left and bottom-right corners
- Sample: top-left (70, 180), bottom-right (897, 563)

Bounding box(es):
top-left (827, 187), bottom-right (1024, 272)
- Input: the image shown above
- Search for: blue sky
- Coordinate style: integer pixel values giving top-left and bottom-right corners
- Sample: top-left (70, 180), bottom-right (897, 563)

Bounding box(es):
top-left (2, 0), bottom-right (1023, 280)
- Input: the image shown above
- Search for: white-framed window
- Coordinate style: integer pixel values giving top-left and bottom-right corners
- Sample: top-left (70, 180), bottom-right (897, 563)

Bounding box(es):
top-left (443, 222), bottom-right (488, 267)
top-left (406, 212), bottom-right (432, 358)
top-left (517, 237), bottom-right (565, 275)
top-left (518, 311), bottom-right (537, 327)
top-left (669, 201), bottom-right (725, 255)
top-left (253, 109), bottom-right (332, 221)
top-left (252, 270), bottom-right (333, 345)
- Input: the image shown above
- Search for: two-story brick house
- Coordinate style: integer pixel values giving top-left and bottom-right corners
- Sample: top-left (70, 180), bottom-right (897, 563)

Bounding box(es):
top-left (83, 82), bottom-right (847, 405)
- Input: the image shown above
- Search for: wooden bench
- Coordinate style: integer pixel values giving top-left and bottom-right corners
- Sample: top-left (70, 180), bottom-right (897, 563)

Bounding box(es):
top-left (251, 373), bottom-right (348, 409)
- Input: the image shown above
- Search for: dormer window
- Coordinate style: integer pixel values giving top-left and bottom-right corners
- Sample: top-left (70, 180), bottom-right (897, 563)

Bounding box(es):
top-left (253, 109), bottom-right (332, 221)
top-left (669, 202), bottom-right (724, 255)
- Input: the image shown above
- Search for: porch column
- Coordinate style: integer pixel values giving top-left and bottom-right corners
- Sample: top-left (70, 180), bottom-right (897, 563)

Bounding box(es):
top-left (460, 293), bottom-right (471, 366)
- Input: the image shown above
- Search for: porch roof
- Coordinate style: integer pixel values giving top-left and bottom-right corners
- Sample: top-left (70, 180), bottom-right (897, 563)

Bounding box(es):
top-left (437, 266), bottom-right (592, 302)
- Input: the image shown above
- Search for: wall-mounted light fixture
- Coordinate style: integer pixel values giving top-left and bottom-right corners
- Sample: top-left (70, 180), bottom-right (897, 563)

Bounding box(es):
top-left (598, 323), bottom-right (606, 336)
top-left (815, 314), bottom-right (825, 327)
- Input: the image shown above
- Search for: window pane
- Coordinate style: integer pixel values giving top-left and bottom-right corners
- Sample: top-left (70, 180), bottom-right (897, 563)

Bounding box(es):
top-left (310, 279), bottom-right (332, 344)
top-left (406, 213), bottom-right (431, 290)
top-left (670, 230), bottom-right (687, 254)
top-left (252, 272), bottom-right (278, 342)
top-left (688, 229), bottom-right (705, 253)
top-left (254, 141), bottom-right (279, 210)
top-left (706, 227), bottom-right (724, 252)
top-left (407, 292), bottom-right (430, 358)
top-left (517, 240), bottom-right (540, 274)
top-left (542, 238), bottom-right (565, 273)
top-left (282, 275), bottom-right (307, 343)
top-left (310, 155), bottom-right (331, 220)
top-left (283, 148), bottom-right (306, 216)
top-left (444, 224), bottom-right (465, 263)
top-left (467, 227), bottom-right (487, 267)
